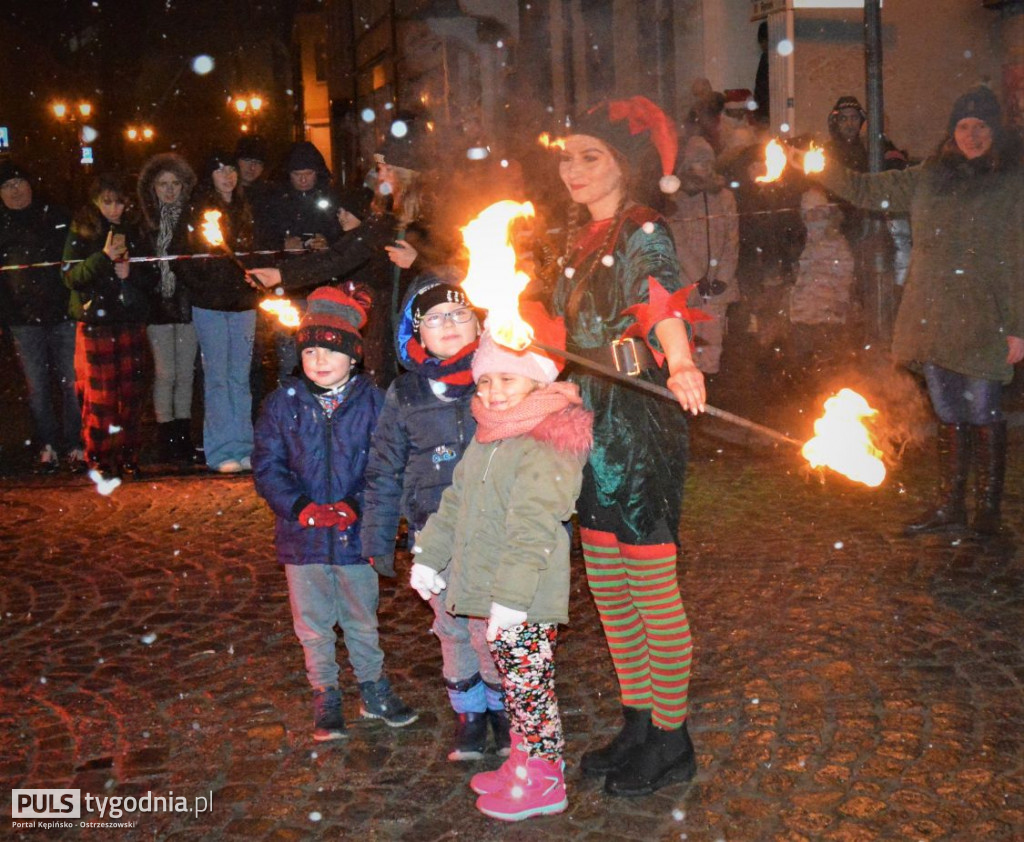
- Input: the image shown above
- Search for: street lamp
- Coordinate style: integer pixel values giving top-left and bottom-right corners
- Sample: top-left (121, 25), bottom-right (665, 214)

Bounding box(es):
top-left (126, 125), bottom-right (155, 142)
top-left (51, 100), bottom-right (93, 128)
top-left (49, 99), bottom-right (95, 205)
top-left (231, 94), bottom-right (264, 133)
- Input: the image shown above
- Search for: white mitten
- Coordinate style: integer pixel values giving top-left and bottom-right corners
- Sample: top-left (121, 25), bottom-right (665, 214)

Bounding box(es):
top-left (486, 602), bottom-right (529, 642)
top-left (409, 563), bottom-right (447, 601)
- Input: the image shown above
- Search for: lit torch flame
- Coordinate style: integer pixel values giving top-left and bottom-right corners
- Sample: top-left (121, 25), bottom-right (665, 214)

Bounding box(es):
top-left (756, 139), bottom-right (788, 183)
top-left (804, 142), bottom-right (826, 174)
top-left (201, 210), bottom-right (226, 247)
top-left (538, 132), bottom-right (566, 151)
top-left (460, 200), bottom-right (536, 350)
top-left (802, 388), bottom-right (886, 487)
top-left (259, 297), bottom-right (301, 328)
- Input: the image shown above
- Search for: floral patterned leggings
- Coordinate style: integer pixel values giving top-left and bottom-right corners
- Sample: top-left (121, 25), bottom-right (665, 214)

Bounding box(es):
top-left (489, 622), bottom-right (563, 762)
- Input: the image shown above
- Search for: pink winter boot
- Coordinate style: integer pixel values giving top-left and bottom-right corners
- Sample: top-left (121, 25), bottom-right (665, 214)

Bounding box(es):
top-left (470, 731), bottom-right (524, 795)
top-left (475, 755), bottom-right (567, 821)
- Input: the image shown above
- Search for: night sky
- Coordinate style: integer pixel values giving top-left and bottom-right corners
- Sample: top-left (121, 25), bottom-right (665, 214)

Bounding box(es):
top-left (2, 1), bottom-right (300, 193)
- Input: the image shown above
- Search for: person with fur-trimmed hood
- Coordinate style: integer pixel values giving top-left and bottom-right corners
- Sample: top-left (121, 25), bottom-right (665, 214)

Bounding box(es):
top-left (137, 152), bottom-right (199, 464)
top-left (797, 85), bottom-right (1024, 538)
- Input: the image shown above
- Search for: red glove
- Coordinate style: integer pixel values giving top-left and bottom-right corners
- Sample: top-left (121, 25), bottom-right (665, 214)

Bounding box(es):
top-left (331, 501), bottom-right (357, 531)
top-left (298, 502), bottom-right (358, 530)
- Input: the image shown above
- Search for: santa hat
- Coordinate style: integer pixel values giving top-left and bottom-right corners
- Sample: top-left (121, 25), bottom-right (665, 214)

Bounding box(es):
top-left (724, 89), bottom-right (755, 111)
top-left (572, 96), bottom-right (681, 194)
top-left (296, 286), bottom-right (369, 361)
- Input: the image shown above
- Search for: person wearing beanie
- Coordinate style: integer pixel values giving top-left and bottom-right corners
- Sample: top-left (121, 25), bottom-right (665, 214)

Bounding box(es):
top-left (361, 272), bottom-right (498, 762)
top-left (234, 135), bottom-right (268, 186)
top-left (137, 151), bottom-right (200, 466)
top-left (537, 95), bottom-right (704, 799)
top-left (253, 284), bottom-right (418, 741)
top-left (234, 135), bottom-right (272, 224)
top-left (176, 149), bottom-right (259, 473)
top-left (1, 161), bottom-right (82, 472)
top-left (411, 325), bottom-right (592, 821)
top-left (256, 141), bottom-right (342, 383)
top-left (799, 84), bottom-right (1024, 539)
top-left (666, 135), bottom-right (739, 376)
top-left (247, 181), bottom-right (401, 388)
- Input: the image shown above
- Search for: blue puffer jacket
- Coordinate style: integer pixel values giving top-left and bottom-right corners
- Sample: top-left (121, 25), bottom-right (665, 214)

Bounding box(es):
top-left (360, 274), bottom-right (477, 558)
top-left (253, 373), bottom-right (384, 566)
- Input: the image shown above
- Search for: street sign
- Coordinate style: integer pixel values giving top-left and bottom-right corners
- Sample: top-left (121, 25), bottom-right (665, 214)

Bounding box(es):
top-left (0, 126), bottom-right (8, 149)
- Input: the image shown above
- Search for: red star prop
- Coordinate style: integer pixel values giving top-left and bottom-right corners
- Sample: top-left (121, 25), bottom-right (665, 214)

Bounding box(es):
top-left (620, 277), bottom-right (711, 366)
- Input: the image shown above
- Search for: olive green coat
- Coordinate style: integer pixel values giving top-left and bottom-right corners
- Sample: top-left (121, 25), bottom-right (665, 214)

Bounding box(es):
top-left (413, 407), bottom-right (590, 624)
top-left (819, 160), bottom-right (1024, 382)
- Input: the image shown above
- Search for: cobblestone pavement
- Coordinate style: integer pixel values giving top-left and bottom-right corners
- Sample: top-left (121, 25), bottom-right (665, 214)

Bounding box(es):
top-left (1, 339), bottom-right (1022, 841)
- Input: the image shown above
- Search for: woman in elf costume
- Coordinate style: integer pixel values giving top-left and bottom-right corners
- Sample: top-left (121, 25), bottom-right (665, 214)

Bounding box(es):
top-left (549, 96), bottom-right (706, 797)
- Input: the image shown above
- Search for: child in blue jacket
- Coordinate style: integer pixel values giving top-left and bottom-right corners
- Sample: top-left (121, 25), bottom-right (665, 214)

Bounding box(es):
top-left (361, 272), bottom-right (508, 761)
top-left (253, 285), bottom-right (417, 741)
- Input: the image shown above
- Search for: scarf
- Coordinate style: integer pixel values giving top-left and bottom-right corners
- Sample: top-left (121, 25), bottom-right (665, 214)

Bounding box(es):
top-left (472, 381), bottom-right (582, 443)
top-left (157, 201), bottom-right (184, 298)
top-left (404, 336), bottom-right (478, 398)
top-left (303, 372), bottom-right (356, 418)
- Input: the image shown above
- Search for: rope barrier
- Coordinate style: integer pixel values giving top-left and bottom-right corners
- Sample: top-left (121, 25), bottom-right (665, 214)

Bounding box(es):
top-left (0, 200), bottom-right (859, 274)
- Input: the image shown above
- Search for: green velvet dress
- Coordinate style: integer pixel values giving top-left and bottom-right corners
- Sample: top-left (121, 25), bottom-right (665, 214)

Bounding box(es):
top-left (552, 205), bottom-right (690, 545)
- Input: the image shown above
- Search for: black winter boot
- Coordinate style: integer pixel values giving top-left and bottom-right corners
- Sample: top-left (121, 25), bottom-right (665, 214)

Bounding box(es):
top-left (604, 720), bottom-right (697, 797)
top-left (157, 422), bottom-right (177, 464)
top-left (973, 421), bottom-right (1007, 537)
top-left (580, 706), bottom-right (652, 778)
top-left (904, 422), bottom-right (970, 535)
top-left (488, 708), bottom-right (511, 756)
top-left (173, 419), bottom-right (197, 465)
top-left (448, 711), bottom-right (489, 761)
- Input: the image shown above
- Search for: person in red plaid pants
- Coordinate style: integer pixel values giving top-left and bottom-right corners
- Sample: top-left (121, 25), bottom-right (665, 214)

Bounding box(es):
top-left (64, 174), bottom-right (155, 479)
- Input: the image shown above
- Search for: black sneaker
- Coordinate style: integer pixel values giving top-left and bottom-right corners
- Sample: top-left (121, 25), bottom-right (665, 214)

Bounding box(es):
top-left (358, 677), bottom-right (418, 727)
top-left (312, 686), bottom-right (347, 742)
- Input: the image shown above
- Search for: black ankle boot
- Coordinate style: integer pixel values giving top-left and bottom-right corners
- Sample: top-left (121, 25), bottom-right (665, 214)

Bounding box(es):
top-left (447, 711), bottom-right (489, 761)
top-left (172, 418), bottom-right (197, 465)
top-left (904, 422), bottom-right (970, 535)
top-left (580, 706), bottom-right (651, 778)
top-left (487, 708), bottom-right (511, 756)
top-left (604, 721), bottom-right (697, 797)
top-left (157, 421), bottom-right (176, 463)
top-left (973, 421), bottom-right (1006, 537)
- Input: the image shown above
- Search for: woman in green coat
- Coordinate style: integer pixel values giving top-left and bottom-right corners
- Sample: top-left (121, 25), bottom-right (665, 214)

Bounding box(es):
top-left (800, 86), bottom-right (1024, 536)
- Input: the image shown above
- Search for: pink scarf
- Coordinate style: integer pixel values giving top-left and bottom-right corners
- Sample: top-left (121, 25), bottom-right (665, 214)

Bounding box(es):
top-left (472, 381), bottom-right (583, 443)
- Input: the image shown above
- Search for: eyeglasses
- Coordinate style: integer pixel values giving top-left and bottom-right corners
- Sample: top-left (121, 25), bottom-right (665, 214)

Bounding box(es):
top-left (420, 308), bottom-right (474, 329)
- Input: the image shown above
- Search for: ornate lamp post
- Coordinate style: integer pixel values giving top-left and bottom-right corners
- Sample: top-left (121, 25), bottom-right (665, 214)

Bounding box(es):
top-left (231, 94), bottom-right (264, 133)
top-left (49, 99), bottom-right (94, 205)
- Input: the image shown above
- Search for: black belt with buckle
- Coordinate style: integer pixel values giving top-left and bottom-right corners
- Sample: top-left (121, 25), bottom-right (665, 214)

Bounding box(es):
top-left (569, 337), bottom-right (656, 377)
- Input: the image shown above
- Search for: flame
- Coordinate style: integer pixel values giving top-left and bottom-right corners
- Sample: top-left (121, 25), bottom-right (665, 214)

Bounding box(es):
top-left (538, 132), bottom-right (566, 151)
top-left (201, 210), bottom-right (225, 248)
top-left (460, 200), bottom-right (536, 350)
top-left (756, 139), bottom-right (788, 183)
top-left (804, 142), bottom-right (826, 174)
top-left (259, 298), bottom-right (301, 328)
top-left (802, 388), bottom-right (886, 487)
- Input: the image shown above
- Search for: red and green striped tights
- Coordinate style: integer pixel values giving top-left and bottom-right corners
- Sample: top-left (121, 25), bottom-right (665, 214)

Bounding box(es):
top-left (580, 527), bottom-right (692, 730)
